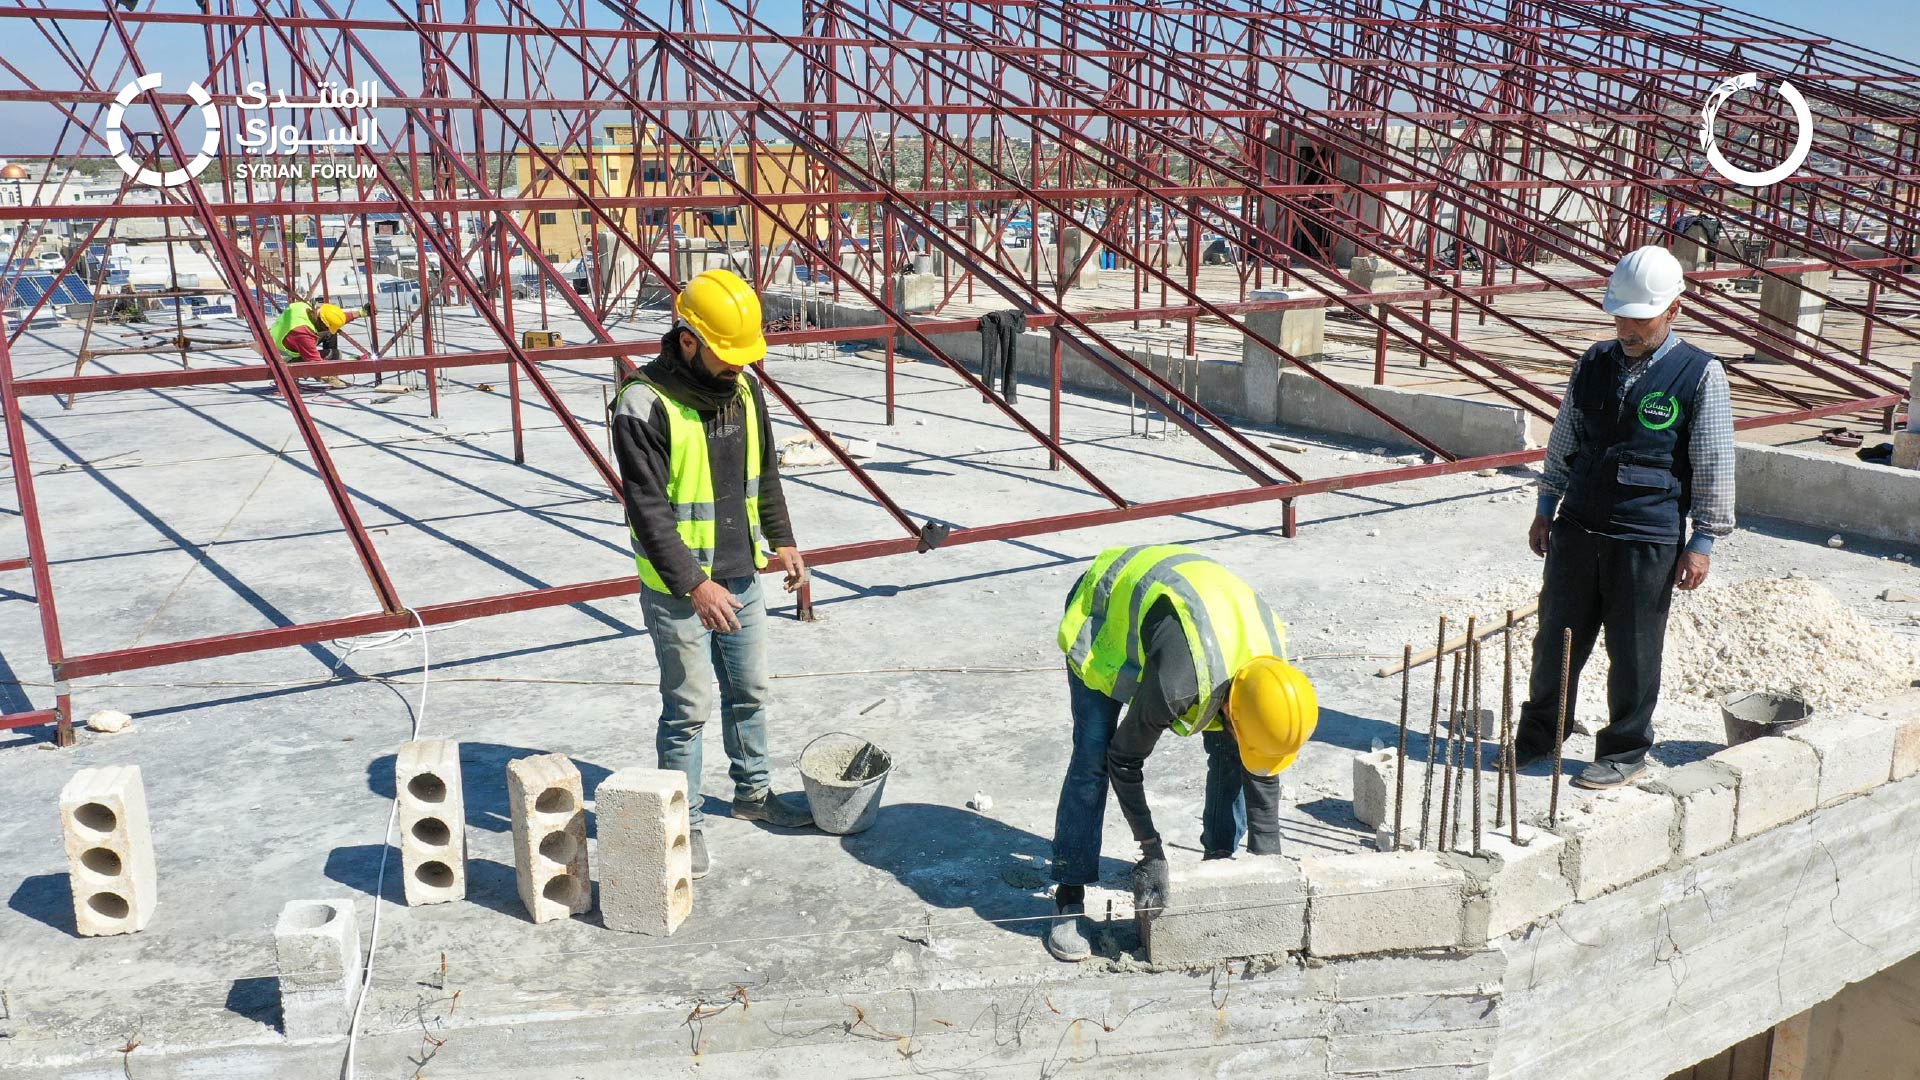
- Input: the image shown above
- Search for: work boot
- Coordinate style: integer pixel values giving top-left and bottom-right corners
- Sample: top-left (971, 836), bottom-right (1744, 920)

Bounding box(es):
top-left (320, 375), bottom-right (349, 389)
top-left (689, 829), bottom-right (710, 880)
top-left (733, 789), bottom-right (814, 828)
top-left (1045, 903), bottom-right (1092, 963)
top-left (1571, 759), bottom-right (1646, 790)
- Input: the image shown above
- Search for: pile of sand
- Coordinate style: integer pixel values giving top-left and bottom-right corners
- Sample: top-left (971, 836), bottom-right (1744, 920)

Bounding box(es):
top-left (1437, 576), bottom-right (1920, 738)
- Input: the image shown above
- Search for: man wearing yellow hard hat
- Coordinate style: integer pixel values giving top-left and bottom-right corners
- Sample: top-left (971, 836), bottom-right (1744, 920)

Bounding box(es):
top-left (611, 268), bottom-right (815, 880)
top-left (267, 298), bottom-right (369, 388)
top-left (1047, 544), bottom-right (1316, 962)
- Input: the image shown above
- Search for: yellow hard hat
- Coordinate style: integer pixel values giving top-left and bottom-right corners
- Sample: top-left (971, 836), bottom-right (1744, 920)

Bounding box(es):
top-left (316, 303), bottom-right (349, 333)
top-left (674, 268), bottom-right (766, 367)
top-left (1226, 656), bottom-right (1318, 776)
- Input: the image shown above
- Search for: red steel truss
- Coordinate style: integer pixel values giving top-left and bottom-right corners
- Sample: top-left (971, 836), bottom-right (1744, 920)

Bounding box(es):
top-left (1, 0), bottom-right (1914, 742)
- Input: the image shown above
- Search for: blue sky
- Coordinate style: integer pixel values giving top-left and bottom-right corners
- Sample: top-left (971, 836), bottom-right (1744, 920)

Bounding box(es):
top-left (0, 1), bottom-right (1913, 157)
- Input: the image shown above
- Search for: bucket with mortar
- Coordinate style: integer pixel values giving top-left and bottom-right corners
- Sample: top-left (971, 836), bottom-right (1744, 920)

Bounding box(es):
top-left (1720, 691), bottom-right (1813, 746)
top-left (798, 731), bottom-right (892, 835)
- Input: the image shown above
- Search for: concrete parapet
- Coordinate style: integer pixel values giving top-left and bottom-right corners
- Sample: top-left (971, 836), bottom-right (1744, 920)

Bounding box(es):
top-left (1735, 443), bottom-right (1920, 546)
top-left (1550, 786), bottom-right (1677, 901)
top-left (273, 899), bottom-right (360, 1040)
top-left (1142, 855), bottom-right (1308, 966)
top-left (1276, 369), bottom-right (1531, 459)
top-left (1303, 851), bottom-right (1484, 957)
top-left (59, 765), bottom-right (157, 936)
top-left (597, 768), bottom-right (693, 937)
top-left (1713, 736), bottom-right (1819, 838)
top-left (1457, 825), bottom-right (1573, 938)
top-left (1642, 759), bottom-right (1737, 863)
top-left (1790, 711), bottom-right (1903, 807)
top-left (507, 753), bottom-right (591, 923)
top-left (396, 740), bottom-right (465, 906)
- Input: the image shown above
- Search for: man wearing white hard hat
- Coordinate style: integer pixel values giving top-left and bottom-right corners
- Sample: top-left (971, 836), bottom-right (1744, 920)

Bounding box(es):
top-left (1513, 246), bottom-right (1734, 789)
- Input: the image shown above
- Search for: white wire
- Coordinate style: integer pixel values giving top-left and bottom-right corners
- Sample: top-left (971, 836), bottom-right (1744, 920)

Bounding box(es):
top-left (340, 606), bottom-right (428, 1080)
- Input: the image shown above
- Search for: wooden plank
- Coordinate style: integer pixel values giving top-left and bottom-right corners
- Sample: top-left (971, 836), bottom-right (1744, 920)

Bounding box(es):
top-left (1373, 599), bottom-right (1540, 677)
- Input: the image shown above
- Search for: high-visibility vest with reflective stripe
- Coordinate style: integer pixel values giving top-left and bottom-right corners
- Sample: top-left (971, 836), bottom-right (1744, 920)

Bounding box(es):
top-left (1056, 545), bottom-right (1286, 736)
top-left (613, 374), bottom-right (767, 594)
top-left (268, 301), bottom-right (313, 359)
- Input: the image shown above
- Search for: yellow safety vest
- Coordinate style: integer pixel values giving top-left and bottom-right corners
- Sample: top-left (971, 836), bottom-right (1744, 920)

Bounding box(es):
top-left (1057, 545), bottom-right (1286, 735)
top-left (267, 301), bottom-right (313, 359)
top-left (613, 374), bottom-right (767, 594)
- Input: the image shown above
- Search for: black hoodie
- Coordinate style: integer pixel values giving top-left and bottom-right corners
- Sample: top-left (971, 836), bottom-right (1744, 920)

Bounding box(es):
top-left (611, 344), bottom-right (795, 597)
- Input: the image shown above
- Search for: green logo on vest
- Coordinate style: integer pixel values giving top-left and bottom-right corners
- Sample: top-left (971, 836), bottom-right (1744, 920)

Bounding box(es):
top-left (1637, 391), bottom-right (1682, 431)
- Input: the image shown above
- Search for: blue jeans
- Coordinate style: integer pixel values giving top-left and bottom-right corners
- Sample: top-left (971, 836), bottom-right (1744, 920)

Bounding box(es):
top-left (638, 575), bottom-right (772, 828)
top-left (1051, 670), bottom-right (1247, 886)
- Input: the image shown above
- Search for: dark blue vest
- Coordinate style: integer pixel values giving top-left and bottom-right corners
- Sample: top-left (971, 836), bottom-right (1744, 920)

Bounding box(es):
top-left (1560, 338), bottom-right (1716, 545)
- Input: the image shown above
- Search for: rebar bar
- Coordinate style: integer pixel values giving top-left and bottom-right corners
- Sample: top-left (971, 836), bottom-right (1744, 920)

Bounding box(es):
top-left (1436, 646), bottom-right (1462, 851)
top-left (1394, 642), bottom-right (1411, 851)
top-left (1551, 626), bottom-right (1571, 829)
top-left (1471, 639), bottom-right (1483, 855)
top-left (1418, 615), bottom-right (1446, 851)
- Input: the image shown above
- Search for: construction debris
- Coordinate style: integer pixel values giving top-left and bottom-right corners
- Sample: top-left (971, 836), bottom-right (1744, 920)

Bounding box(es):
top-left (85, 710), bottom-right (133, 734)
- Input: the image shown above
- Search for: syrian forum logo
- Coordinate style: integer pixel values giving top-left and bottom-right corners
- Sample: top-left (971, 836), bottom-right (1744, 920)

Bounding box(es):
top-left (1699, 72), bottom-right (1813, 187)
top-left (105, 73), bottom-right (220, 188)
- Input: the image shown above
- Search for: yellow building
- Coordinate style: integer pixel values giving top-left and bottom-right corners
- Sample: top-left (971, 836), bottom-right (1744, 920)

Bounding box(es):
top-left (514, 123), bottom-right (819, 263)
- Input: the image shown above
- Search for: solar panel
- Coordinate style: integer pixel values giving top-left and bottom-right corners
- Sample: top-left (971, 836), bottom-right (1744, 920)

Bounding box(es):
top-left (2, 271), bottom-right (95, 308)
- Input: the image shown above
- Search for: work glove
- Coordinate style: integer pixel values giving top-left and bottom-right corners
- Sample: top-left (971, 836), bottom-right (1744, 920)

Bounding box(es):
top-left (1130, 838), bottom-right (1170, 915)
top-left (357, 304), bottom-right (372, 318)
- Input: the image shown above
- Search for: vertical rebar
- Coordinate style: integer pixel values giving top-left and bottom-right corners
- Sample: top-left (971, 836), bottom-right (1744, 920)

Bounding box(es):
top-left (1394, 643), bottom-right (1411, 851)
top-left (1449, 617), bottom-right (1476, 849)
top-left (1418, 616), bottom-right (1446, 850)
top-left (1438, 647), bottom-right (1462, 851)
top-left (1471, 639), bottom-right (1484, 855)
top-left (1508, 613), bottom-right (1521, 844)
top-left (1495, 609), bottom-right (1512, 829)
top-left (1551, 626), bottom-right (1571, 829)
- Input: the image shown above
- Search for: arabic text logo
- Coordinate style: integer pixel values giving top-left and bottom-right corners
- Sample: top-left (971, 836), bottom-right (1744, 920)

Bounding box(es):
top-left (1637, 391), bottom-right (1682, 432)
top-left (1699, 72), bottom-right (1812, 188)
top-left (105, 73), bottom-right (220, 188)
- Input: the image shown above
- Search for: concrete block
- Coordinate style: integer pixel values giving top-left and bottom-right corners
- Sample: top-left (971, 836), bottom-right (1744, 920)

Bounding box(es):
top-left (1303, 851), bottom-right (1482, 957)
top-left (396, 739), bottom-right (466, 906)
top-left (1142, 855), bottom-right (1308, 965)
top-left (507, 753), bottom-right (591, 923)
top-left (1352, 749), bottom-right (1397, 829)
top-left (1643, 760), bottom-right (1738, 862)
top-left (274, 899), bottom-right (360, 1039)
top-left (1893, 430), bottom-right (1920, 471)
top-left (1864, 690), bottom-right (1920, 780)
top-left (1460, 825), bottom-right (1574, 937)
top-left (1242, 289), bottom-right (1323, 423)
top-left (891, 273), bottom-right (937, 313)
top-left (597, 767), bottom-right (693, 936)
top-left (1446, 708), bottom-right (1497, 740)
top-left (1757, 258), bottom-right (1832, 365)
top-left (59, 765), bottom-right (158, 936)
top-left (1713, 736), bottom-right (1819, 838)
top-left (1550, 786), bottom-right (1677, 901)
top-left (1789, 712), bottom-right (1902, 806)
top-left (1349, 256), bottom-right (1401, 316)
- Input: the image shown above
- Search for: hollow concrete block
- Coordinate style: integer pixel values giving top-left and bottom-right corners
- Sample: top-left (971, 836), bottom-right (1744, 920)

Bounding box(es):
top-left (1352, 749), bottom-right (1396, 829)
top-left (597, 767), bottom-right (692, 936)
top-left (1713, 737), bottom-right (1819, 839)
top-left (274, 899), bottom-right (361, 1040)
top-left (506, 753), bottom-right (591, 923)
top-left (1643, 759), bottom-right (1737, 863)
top-left (1303, 850), bottom-right (1484, 957)
top-left (1789, 712), bottom-right (1902, 807)
top-left (1550, 786), bottom-right (1677, 901)
top-left (59, 765), bottom-right (158, 936)
top-left (1142, 855), bottom-right (1308, 966)
top-left (396, 739), bottom-right (465, 906)
top-left (1458, 824), bottom-right (1573, 938)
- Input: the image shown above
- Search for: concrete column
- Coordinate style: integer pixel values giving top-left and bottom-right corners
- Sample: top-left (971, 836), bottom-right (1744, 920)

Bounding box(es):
top-left (274, 899), bottom-right (361, 1039)
top-left (396, 740), bottom-right (466, 906)
top-left (1348, 255), bottom-right (1400, 312)
top-left (1672, 231), bottom-right (1707, 271)
top-left (1757, 258), bottom-right (1832, 364)
top-left (597, 768), bottom-right (693, 936)
top-left (1894, 363), bottom-right (1919, 469)
top-left (1241, 289), bottom-right (1325, 423)
top-left (507, 753), bottom-right (591, 923)
top-left (1058, 227), bottom-right (1102, 290)
top-left (59, 765), bottom-right (157, 936)
top-left (892, 272), bottom-right (937, 313)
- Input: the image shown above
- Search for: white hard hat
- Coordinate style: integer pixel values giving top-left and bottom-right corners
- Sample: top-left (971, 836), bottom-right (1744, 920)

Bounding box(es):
top-left (1603, 246), bottom-right (1686, 319)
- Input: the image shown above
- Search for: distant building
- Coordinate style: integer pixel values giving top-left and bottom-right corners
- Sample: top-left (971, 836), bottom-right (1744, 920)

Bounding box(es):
top-left (512, 123), bottom-right (820, 263)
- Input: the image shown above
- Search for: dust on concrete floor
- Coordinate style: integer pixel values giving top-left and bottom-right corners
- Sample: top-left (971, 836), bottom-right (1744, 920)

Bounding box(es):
top-left (0, 303), bottom-right (1916, 1065)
